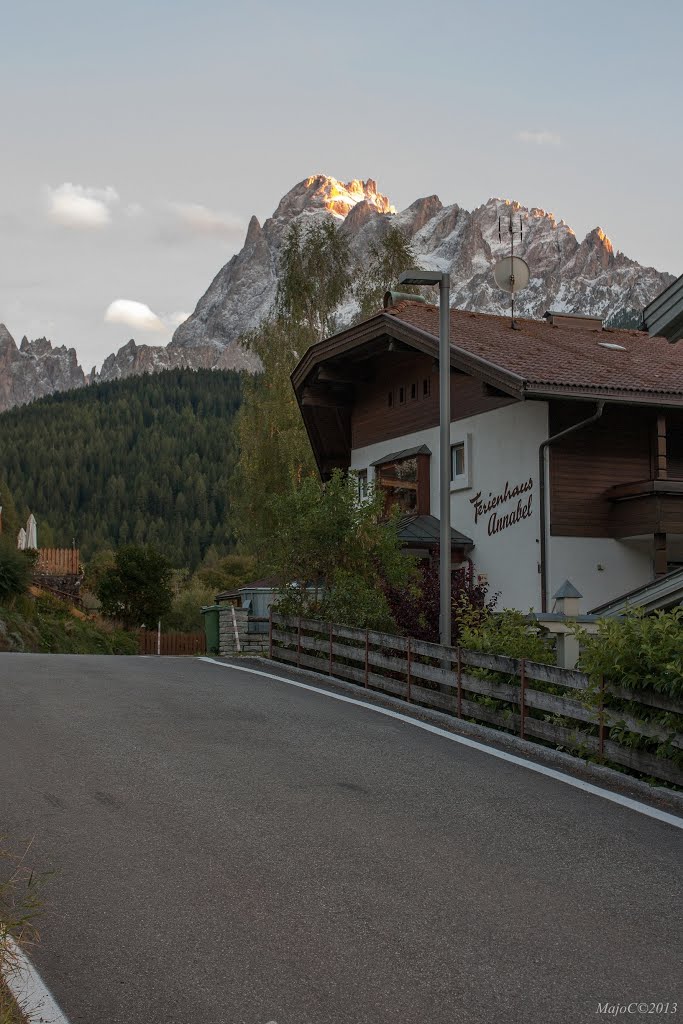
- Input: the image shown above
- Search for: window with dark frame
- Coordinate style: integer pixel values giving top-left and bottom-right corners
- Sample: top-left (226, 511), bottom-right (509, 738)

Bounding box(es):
top-left (411, 382), bottom-right (417, 400)
top-left (423, 378), bottom-right (431, 397)
top-left (387, 391), bottom-right (393, 407)
top-left (357, 469), bottom-right (368, 500)
top-left (376, 456), bottom-right (418, 515)
top-left (399, 385), bottom-right (406, 404)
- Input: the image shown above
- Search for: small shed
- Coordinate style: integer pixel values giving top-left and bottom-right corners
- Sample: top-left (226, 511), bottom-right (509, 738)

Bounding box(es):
top-left (215, 577), bottom-right (279, 633)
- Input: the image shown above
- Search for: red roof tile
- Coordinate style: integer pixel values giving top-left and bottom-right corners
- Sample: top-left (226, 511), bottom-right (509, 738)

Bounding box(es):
top-left (385, 301), bottom-right (683, 397)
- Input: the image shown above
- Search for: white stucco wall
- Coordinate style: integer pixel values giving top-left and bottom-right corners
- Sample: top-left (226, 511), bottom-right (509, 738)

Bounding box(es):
top-left (351, 402), bottom-right (656, 613)
top-left (547, 537), bottom-right (653, 612)
top-left (351, 402), bottom-right (549, 611)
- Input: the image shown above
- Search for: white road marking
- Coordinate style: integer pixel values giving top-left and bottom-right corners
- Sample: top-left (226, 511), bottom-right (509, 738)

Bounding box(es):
top-left (199, 657), bottom-right (683, 831)
top-left (2, 935), bottom-right (71, 1024)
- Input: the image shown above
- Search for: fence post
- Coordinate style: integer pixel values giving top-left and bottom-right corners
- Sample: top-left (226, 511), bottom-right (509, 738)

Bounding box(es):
top-left (406, 637), bottom-right (412, 703)
top-left (519, 658), bottom-right (526, 739)
top-left (268, 608), bottom-right (273, 659)
top-left (297, 617), bottom-right (302, 668)
top-left (364, 628), bottom-right (369, 688)
top-left (598, 673), bottom-right (606, 757)
top-left (328, 622), bottom-right (333, 676)
top-left (456, 648), bottom-right (462, 718)
top-left (157, 620), bottom-right (161, 657)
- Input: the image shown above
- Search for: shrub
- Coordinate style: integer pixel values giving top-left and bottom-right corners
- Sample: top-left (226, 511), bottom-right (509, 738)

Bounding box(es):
top-left (576, 608), bottom-right (683, 775)
top-left (266, 471), bottom-right (414, 630)
top-left (0, 541), bottom-right (33, 604)
top-left (386, 559), bottom-right (498, 644)
top-left (577, 607), bottom-right (683, 697)
top-left (164, 581), bottom-right (215, 632)
top-left (460, 608), bottom-right (555, 663)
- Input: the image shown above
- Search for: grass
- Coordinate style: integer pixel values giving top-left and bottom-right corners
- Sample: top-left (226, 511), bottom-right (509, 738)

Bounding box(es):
top-left (0, 840), bottom-right (43, 1024)
top-left (0, 975), bottom-right (24, 1024)
top-left (0, 593), bottom-right (138, 655)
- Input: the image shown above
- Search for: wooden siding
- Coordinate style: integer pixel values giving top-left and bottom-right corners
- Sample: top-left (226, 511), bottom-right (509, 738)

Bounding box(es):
top-left (609, 492), bottom-right (683, 538)
top-left (667, 410), bottom-right (683, 478)
top-left (549, 404), bottom-right (655, 537)
top-left (351, 352), bottom-right (515, 450)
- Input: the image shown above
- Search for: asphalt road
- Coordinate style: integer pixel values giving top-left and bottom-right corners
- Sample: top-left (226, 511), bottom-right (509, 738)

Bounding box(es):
top-left (0, 654), bottom-right (680, 1024)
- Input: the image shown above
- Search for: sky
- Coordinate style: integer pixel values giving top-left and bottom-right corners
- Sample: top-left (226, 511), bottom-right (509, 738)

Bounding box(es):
top-left (1, 0), bottom-right (681, 370)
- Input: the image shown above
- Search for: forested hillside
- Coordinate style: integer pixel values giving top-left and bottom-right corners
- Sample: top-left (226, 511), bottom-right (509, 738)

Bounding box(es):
top-left (0, 369), bottom-right (242, 567)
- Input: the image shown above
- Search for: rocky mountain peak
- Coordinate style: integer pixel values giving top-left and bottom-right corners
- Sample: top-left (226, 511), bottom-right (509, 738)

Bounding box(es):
top-left (0, 324), bottom-right (16, 352)
top-left (1, 176), bottom-right (676, 411)
top-left (0, 324), bottom-right (85, 413)
top-left (272, 174), bottom-right (395, 223)
top-left (244, 215), bottom-right (263, 248)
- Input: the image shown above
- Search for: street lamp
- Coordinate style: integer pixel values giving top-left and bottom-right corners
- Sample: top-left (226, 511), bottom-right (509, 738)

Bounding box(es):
top-left (397, 269), bottom-right (452, 647)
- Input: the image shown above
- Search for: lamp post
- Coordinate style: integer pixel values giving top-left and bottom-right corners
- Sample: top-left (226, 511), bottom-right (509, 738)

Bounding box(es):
top-left (398, 270), bottom-right (451, 647)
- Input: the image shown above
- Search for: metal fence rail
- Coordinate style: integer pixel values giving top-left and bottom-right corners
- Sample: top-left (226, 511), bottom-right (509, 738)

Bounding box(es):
top-left (269, 613), bottom-right (683, 787)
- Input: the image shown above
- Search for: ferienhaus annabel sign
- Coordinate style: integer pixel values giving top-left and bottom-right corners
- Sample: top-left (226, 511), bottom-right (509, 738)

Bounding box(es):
top-left (469, 477), bottom-right (534, 536)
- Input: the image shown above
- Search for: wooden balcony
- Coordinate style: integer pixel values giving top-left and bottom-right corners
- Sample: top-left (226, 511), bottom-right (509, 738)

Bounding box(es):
top-left (606, 479), bottom-right (683, 537)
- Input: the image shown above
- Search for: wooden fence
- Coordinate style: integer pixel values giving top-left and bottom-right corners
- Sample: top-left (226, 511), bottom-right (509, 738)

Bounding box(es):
top-left (269, 613), bottom-right (683, 787)
top-left (35, 548), bottom-right (80, 576)
top-left (138, 631), bottom-right (206, 656)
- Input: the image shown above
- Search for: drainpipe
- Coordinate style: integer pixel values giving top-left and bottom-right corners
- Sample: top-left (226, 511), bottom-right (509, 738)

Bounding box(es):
top-left (538, 401), bottom-right (605, 612)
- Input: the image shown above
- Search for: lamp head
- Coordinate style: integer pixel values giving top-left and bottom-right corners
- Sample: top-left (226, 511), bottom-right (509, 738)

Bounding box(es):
top-left (398, 269), bottom-right (448, 287)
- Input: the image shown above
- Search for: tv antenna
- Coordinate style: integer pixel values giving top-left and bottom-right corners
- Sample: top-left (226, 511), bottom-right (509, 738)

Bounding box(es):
top-left (493, 212), bottom-right (529, 328)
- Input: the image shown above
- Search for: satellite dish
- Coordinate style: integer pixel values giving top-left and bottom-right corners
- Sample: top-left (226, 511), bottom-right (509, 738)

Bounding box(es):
top-left (493, 256), bottom-right (530, 294)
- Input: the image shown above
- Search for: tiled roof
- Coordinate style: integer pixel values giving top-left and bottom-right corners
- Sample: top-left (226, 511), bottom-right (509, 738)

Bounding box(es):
top-left (385, 301), bottom-right (683, 397)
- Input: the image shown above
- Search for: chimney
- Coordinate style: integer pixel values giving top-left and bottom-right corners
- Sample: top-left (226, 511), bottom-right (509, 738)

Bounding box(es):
top-left (543, 311), bottom-right (604, 331)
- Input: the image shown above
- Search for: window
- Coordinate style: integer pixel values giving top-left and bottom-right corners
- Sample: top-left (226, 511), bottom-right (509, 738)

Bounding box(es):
top-left (410, 382), bottom-right (417, 400)
top-left (377, 456), bottom-right (418, 514)
top-left (356, 469), bottom-right (368, 501)
top-left (387, 391), bottom-right (393, 408)
top-left (450, 435), bottom-right (472, 491)
top-left (423, 378), bottom-right (431, 397)
top-left (399, 385), bottom-right (406, 405)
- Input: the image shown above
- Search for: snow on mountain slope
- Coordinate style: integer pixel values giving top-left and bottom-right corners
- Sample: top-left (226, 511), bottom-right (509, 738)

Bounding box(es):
top-left (0, 175), bottom-right (674, 409)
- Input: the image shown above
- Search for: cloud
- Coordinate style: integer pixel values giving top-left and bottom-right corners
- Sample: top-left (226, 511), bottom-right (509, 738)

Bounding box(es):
top-left (46, 183), bottom-right (119, 228)
top-left (516, 130), bottom-right (561, 146)
top-left (164, 310), bottom-right (190, 328)
top-left (104, 299), bottom-right (165, 332)
top-left (104, 301), bottom-right (190, 333)
top-left (165, 202), bottom-right (244, 240)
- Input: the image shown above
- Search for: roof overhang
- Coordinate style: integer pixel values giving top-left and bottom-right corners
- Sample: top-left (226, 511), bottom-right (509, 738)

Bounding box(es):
top-left (291, 310), bottom-right (683, 478)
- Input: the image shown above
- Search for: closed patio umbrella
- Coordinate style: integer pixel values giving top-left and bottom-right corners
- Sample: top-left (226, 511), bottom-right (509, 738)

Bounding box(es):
top-left (25, 514), bottom-right (37, 550)
top-left (17, 528), bottom-right (26, 550)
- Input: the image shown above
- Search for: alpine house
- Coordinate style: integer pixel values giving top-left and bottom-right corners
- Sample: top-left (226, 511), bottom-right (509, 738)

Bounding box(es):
top-left (291, 297), bottom-right (683, 613)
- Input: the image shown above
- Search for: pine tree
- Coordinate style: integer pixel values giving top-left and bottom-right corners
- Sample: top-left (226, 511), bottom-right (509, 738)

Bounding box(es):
top-left (354, 224), bottom-right (423, 320)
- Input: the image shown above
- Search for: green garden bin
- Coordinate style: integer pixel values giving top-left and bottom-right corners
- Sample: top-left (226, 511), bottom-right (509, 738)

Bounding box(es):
top-left (201, 605), bottom-right (221, 655)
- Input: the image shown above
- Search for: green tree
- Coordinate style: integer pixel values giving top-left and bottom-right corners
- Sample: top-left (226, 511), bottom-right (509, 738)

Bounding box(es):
top-left (0, 476), bottom-right (21, 539)
top-left (0, 538), bottom-right (33, 604)
top-left (262, 470), bottom-right (414, 630)
top-left (0, 368), bottom-right (242, 568)
top-left (354, 224), bottom-right (423, 319)
top-left (195, 552), bottom-right (257, 593)
top-left (82, 548), bottom-right (116, 595)
top-left (276, 219), bottom-right (353, 340)
top-left (605, 308), bottom-right (642, 330)
top-left (96, 545), bottom-right (173, 628)
top-left (232, 316), bottom-right (318, 553)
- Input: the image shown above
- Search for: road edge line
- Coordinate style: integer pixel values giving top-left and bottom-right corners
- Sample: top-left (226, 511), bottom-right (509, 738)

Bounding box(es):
top-left (199, 656), bottom-right (683, 831)
top-left (2, 936), bottom-right (71, 1024)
